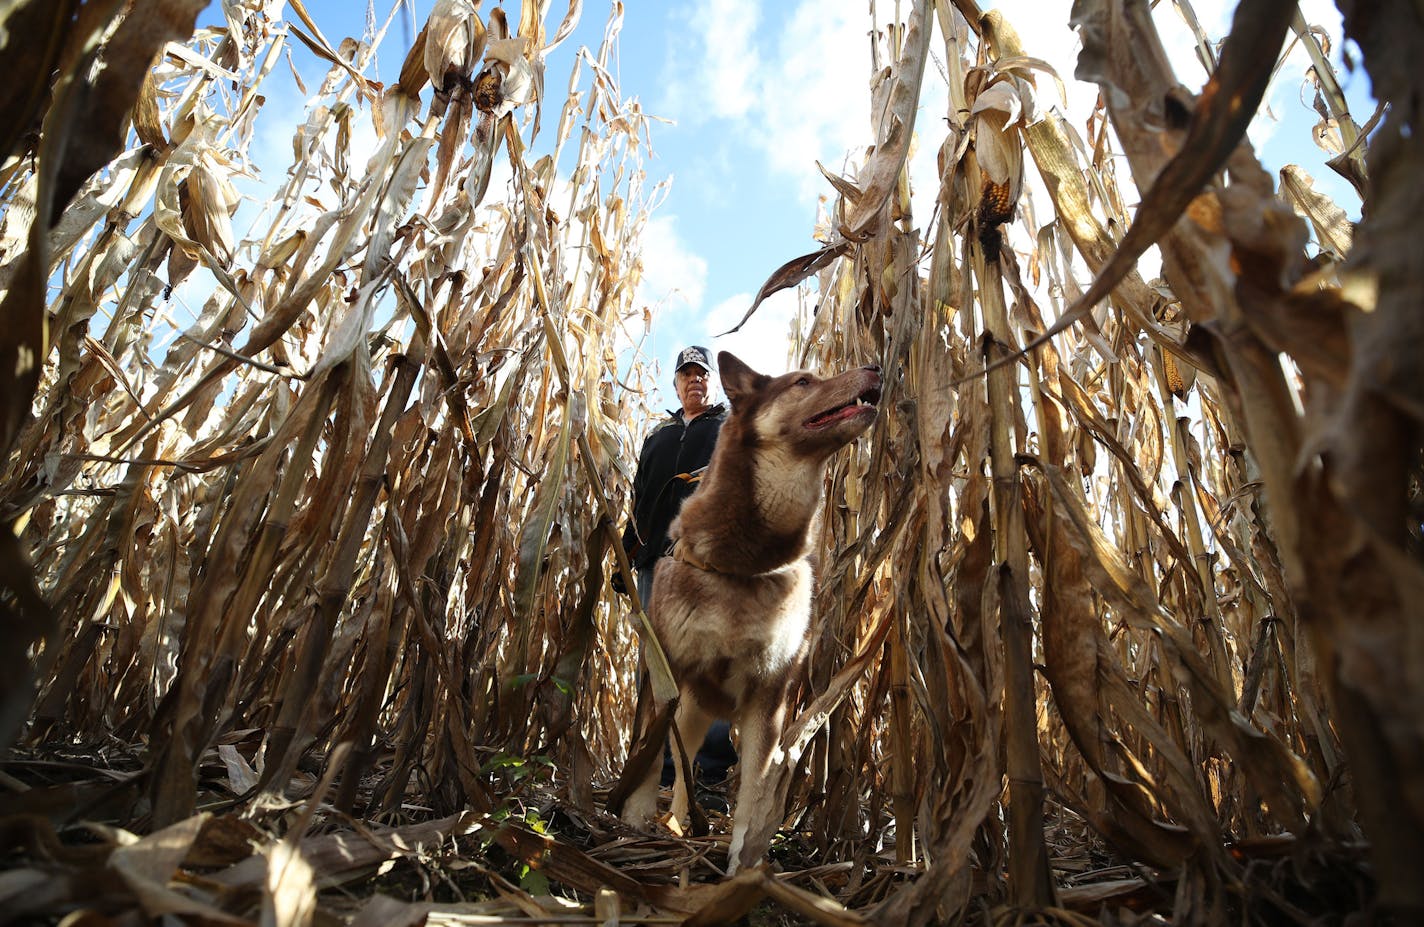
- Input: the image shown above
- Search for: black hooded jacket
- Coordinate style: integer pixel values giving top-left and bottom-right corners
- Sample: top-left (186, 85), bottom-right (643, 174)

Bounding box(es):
top-left (622, 403), bottom-right (727, 570)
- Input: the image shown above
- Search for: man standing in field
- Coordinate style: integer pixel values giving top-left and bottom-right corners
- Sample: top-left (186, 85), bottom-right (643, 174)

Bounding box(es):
top-left (621, 346), bottom-right (724, 601)
top-left (617, 346), bottom-right (736, 794)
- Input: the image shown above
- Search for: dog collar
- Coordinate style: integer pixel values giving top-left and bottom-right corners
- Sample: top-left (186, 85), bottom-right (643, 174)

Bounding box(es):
top-left (669, 539), bottom-right (802, 579)
top-left (669, 539), bottom-right (723, 574)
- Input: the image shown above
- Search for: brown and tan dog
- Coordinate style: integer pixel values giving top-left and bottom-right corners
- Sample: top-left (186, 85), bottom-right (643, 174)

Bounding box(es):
top-left (621, 351), bottom-right (881, 873)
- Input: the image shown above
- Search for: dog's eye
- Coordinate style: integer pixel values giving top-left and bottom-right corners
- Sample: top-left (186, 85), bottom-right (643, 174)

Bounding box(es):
top-left (794, 376), bottom-right (810, 387)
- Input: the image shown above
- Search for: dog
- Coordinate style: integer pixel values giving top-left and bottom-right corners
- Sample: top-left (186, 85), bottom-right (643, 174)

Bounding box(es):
top-left (620, 351), bottom-right (882, 873)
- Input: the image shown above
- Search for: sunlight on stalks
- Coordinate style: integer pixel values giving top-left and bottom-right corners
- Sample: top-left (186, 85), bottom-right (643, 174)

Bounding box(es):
top-left (1, 0), bottom-right (654, 824)
top-left (782, 1), bottom-right (1412, 924)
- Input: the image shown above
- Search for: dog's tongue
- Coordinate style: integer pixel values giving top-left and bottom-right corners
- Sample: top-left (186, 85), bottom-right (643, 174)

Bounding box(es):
top-left (807, 401), bottom-right (863, 428)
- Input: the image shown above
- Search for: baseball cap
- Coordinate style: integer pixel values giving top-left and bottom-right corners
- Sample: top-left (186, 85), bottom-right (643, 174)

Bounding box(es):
top-left (674, 345), bottom-right (713, 373)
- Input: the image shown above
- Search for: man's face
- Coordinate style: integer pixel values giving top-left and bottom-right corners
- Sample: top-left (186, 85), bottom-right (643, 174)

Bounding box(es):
top-left (675, 364), bottom-right (710, 416)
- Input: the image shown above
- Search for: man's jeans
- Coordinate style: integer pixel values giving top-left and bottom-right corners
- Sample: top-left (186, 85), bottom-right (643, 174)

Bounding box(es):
top-left (635, 567), bottom-right (656, 614)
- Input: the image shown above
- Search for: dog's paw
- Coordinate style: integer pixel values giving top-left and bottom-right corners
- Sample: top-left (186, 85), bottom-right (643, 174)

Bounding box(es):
top-left (725, 849), bottom-right (765, 878)
top-left (726, 833), bottom-right (745, 875)
top-left (620, 792), bottom-right (658, 826)
top-left (725, 826), bottom-right (768, 876)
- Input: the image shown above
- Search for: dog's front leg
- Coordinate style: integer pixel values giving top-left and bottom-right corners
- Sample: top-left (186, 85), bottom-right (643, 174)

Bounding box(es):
top-left (726, 697), bottom-right (788, 874)
top-left (617, 677), bottom-right (671, 826)
top-left (668, 698), bottom-right (714, 829)
top-left (621, 734), bottom-right (663, 825)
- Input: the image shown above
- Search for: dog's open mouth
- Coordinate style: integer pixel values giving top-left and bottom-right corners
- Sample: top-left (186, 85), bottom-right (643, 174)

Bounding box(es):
top-left (804, 385), bottom-right (882, 429)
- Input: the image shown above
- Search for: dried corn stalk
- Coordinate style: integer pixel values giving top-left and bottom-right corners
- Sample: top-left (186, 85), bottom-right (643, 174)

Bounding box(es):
top-left (1, 0), bottom-right (657, 827)
top-left (772, 0), bottom-right (1413, 922)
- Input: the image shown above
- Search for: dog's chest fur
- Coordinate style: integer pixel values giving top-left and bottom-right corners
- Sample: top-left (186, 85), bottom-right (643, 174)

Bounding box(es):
top-left (653, 561), bottom-right (812, 716)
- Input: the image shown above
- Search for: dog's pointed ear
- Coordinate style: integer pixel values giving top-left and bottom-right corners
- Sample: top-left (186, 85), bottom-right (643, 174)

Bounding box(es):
top-left (718, 352), bottom-right (766, 408)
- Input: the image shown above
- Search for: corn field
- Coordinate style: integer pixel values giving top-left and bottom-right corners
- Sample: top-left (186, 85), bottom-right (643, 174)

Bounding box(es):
top-left (1, 0), bottom-right (1419, 923)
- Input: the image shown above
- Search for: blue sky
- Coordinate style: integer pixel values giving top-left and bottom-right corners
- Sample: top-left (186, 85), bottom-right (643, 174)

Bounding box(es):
top-left (207, 0), bottom-right (1374, 411)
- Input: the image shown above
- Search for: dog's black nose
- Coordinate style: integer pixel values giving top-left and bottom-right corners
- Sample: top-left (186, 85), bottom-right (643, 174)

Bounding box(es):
top-left (864, 364), bottom-right (882, 374)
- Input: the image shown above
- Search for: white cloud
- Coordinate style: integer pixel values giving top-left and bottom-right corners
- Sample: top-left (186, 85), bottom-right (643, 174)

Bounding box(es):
top-left (672, 0), bottom-right (764, 121)
top-left (703, 288), bottom-right (800, 378)
top-left (660, 2), bottom-right (882, 209)
top-left (1150, 0), bottom-right (1228, 88)
top-left (751, 5), bottom-right (877, 203)
top-left (992, 3), bottom-right (1099, 119)
top-left (631, 285), bottom-right (801, 412)
top-left (906, 62), bottom-right (950, 233)
top-left (623, 212), bottom-right (711, 407)
top-left (636, 213), bottom-right (708, 315)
